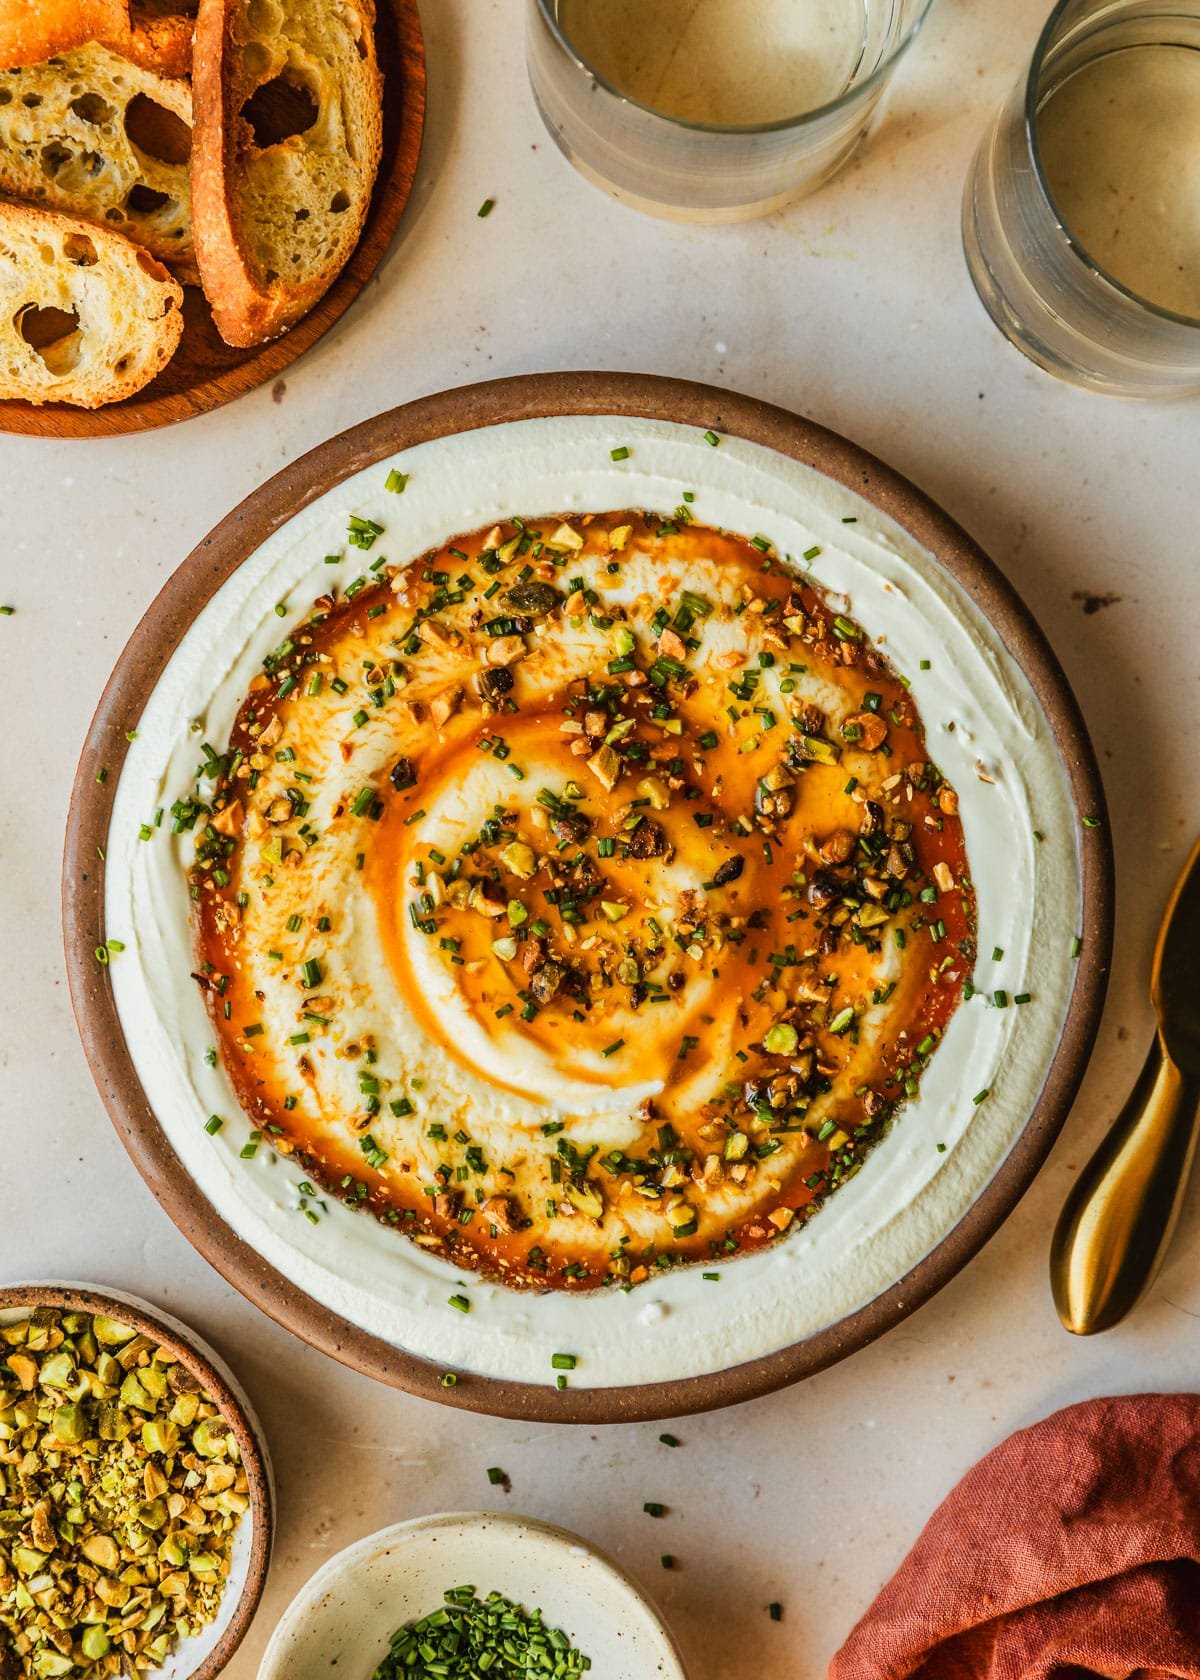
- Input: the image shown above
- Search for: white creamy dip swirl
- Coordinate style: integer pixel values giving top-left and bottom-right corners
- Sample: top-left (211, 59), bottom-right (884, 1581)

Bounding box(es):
top-left (105, 416), bottom-right (1082, 1389)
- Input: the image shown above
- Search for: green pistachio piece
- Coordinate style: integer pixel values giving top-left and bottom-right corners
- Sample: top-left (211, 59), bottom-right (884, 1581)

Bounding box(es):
top-left (191, 1417), bottom-right (228, 1459)
top-left (51, 1402), bottom-right (87, 1444)
top-left (141, 1417), bottom-right (179, 1455)
top-left (31, 1651), bottom-right (73, 1678)
top-left (119, 1373), bottom-right (154, 1413)
top-left (91, 1316), bottom-right (137, 1346)
top-left (80, 1625), bottom-right (111, 1661)
top-left (764, 1022), bottom-right (799, 1056)
top-left (38, 1352), bottom-right (76, 1390)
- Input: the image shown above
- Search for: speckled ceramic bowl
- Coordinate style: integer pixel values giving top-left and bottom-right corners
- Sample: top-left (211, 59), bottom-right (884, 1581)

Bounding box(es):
top-left (0, 1283), bottom-right (274, 1680)
top-left (257, 1511), bottom-right (687, 1680)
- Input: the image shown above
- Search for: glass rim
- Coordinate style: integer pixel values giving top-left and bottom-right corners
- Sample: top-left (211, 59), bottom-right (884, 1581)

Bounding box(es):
top-left (1023, 0), bottom-right (1200, 330)
top-left (531, 0), bottom-right (937, 137)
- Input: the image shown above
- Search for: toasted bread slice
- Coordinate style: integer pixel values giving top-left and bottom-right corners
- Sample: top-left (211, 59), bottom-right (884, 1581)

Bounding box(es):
top-left (192, 0), bottom-right (382, 347)
top-left (121, 0), bottom-right (196, 78)
top-left (0, 200), bottom-right (183, 405)
top-left (0, 42), bottom-right (196, 276)
top-left (0, 1), bottom-right (129, 70)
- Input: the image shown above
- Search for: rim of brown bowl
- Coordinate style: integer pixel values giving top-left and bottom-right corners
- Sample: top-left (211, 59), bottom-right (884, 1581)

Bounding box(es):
top-left (62, 371), bottom-right (1114, 1423)
top-left (0, 1282), bottom-right (274, 1678)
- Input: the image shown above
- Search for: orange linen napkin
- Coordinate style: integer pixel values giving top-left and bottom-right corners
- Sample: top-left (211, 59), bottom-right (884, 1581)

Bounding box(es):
top-left (829, 1394), bottom-right (1200, 1680)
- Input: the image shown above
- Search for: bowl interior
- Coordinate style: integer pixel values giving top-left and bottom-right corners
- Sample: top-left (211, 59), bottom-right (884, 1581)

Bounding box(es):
top-left (258, 1512), bottom-right (686, 1680)
top-left (0, 1284), bottom-right (272, 1680)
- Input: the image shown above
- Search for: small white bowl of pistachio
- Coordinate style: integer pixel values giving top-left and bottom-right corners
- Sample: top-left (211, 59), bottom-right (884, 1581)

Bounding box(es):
top-left (0, 1283), bottom-right (273, 1680)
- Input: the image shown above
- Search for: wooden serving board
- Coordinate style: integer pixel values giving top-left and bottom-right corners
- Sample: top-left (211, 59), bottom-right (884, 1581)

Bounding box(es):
top-left (0, 0), bottom-right (425, 438)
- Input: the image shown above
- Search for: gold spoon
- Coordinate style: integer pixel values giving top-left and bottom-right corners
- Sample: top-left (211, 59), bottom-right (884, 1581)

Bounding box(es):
top-left (1051, 837), bottom-right (1200, 1334)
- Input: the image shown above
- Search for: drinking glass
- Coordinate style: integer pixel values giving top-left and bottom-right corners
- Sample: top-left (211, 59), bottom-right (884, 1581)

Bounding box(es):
top-left (963, 0), bottom-right (1200, 397)
top-left (526, 0), bottom-right (935, 223)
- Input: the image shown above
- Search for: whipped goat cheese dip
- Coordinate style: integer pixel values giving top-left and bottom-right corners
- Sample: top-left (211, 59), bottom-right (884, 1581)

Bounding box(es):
top-left (105, 415), bottom-right (1083, 1389)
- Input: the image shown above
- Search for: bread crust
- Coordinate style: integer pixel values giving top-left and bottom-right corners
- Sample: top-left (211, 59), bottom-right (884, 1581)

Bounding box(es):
top-left (0, 199), bottom-right (183, 405)
top-left (0, 0), bottom-right (129, 69)
top-left (192, 0), bottom-right (382, 348)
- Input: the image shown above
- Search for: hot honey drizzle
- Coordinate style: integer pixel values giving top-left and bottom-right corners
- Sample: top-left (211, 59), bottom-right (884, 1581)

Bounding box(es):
top-left (187, 510), bottom-right (976, 1291)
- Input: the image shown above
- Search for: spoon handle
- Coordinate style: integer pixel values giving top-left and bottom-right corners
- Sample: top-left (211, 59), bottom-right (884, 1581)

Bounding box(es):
top-left (1050, 1037), bottom-right (1200, 1335)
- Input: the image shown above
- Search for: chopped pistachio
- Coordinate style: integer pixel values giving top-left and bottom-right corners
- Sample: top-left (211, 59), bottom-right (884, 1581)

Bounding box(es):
top-left (499, 840), bottom-right (536, 879)
top-left (763, 1022), bottom-right (799, 1056)
top-left (586, 744), bottom-right (621, 791)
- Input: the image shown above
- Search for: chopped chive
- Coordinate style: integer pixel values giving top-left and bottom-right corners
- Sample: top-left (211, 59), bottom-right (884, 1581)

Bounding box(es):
top-left (204, 1114), bottom-right (224, 1135)
top-left (973, 1088), bottom-right (990, 1105)
top-left (551, 1352), bottom-right (576, 1371)
top-left (448, 1294), bottom-right (471, 1314)
top-left (643, 1502), bottom-right (666, 1518)
top-left (703, 429), bottom-right (720, 447)
top-left (477, 197), bottom-right (495, 217)
top-left (610, 445), bottom-right (631, 461)
top-left (385, 468), bottom-right (409, 493)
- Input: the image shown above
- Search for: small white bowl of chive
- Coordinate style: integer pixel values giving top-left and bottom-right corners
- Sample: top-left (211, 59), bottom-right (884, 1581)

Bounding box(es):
top-left (257, 1511), bottom-right (688, 1680)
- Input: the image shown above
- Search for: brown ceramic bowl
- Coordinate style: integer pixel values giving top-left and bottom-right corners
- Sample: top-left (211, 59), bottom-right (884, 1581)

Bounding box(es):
top-left (0, 1282), bottom-right (273, 1678)
top-left (62, 372), bottom-right (1113, 1423)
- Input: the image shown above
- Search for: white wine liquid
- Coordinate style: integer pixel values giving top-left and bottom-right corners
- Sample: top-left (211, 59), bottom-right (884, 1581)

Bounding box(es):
top-left (1037, 43), bottom-right (1200, 318)
top-left (554, 0), bottom-right (869, 126)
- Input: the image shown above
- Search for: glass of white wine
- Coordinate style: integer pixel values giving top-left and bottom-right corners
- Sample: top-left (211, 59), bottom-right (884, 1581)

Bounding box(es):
top-left (526, 0), bottom-right (934, 222)
top-left (964, 0), bottom-right (1200, 396)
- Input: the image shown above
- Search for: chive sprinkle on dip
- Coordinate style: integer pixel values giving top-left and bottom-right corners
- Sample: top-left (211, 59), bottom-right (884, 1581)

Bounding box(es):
top-left (372, 1586), bottom-right (591, 1677)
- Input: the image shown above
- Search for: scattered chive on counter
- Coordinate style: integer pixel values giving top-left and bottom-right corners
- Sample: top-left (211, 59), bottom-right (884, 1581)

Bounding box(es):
top-left (0, 1309), bottom-right (248, 1678)
top-left (372, 1586), bottom-right (591, 1678)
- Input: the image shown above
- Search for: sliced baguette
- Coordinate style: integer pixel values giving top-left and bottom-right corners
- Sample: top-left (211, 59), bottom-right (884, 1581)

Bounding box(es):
top-left (192, 0), bottom-right (382, 347)
top-left (0, 1), bottom-right (129, 71)
top-left (0, 200), bottom-right (183, 405)
top-left (0, 42), bottom-right (196, 276)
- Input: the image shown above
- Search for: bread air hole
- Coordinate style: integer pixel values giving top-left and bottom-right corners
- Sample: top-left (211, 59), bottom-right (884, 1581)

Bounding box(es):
top-left (329, 190), bottom-right (350, 213)
top-left (16, 304), bottom-right (82, 376)
top-left (40, 142), bottom-right (75, 178)
top-left (63, 232), bottom-right (98, 267)
top-left (124, 94), bottom-right (192, 166)
top-left (130, 186), bottom-right (176, 216)
top-left (241, 73), bottom-right (318, 148)
top-left (70, 93), bottom-right (114, 125)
